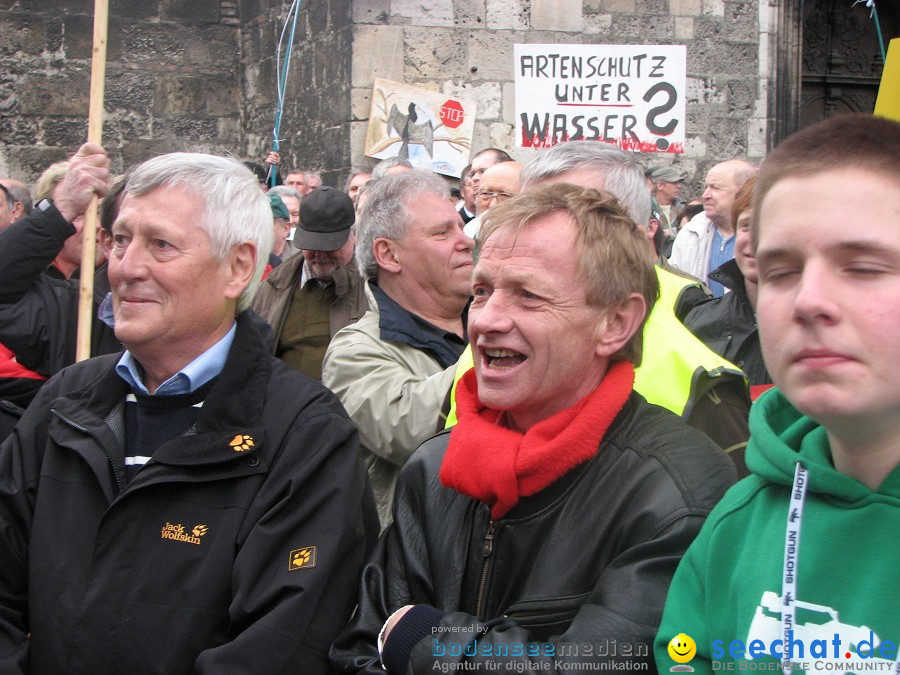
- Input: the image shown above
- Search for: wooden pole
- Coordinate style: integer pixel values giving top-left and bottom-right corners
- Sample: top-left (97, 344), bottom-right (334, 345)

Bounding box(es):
top-left (75, 0), bottom-right (109, 362)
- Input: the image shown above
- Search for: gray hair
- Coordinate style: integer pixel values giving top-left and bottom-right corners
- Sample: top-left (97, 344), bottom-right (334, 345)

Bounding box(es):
top-left (371, 156), bottom-right (414, 180)
top-left (124, 153), bottom-right (273, 312)
top-left (0, 184), bottom-right (12, 214)
top-left (267, 185), bottom-right (302, 203)
top-left (0, 179), bottom-right (33, 215)
top-left (520, 141), bottom-right (650, 228)
top-left (355, 169), bottom-right (450, 280)
top-left (343, 167), bottom-right (372, 192)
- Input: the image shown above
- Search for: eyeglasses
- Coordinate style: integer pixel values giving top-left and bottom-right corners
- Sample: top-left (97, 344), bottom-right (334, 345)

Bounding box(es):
top-left (476, 190), bottom-right (515, 202)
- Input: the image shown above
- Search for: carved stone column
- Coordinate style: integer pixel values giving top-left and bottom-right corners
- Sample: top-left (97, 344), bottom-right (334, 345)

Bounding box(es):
top-left (770, 0), bottom-right (803, 148)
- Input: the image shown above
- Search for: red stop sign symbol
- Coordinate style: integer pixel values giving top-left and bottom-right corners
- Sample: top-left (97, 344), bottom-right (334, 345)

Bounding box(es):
top-left (440, 99), bottom-right (465, 129)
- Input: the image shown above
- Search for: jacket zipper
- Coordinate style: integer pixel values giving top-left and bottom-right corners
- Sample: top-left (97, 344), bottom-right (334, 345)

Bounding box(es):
top-left (51, 408), bottom-right (125, 494)
top-left (474, 519), bottom-right (496, 617)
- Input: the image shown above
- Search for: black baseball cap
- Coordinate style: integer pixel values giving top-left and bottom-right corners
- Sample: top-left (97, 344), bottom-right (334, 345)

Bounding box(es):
top-left (293, 186), bottom-right (355, 251)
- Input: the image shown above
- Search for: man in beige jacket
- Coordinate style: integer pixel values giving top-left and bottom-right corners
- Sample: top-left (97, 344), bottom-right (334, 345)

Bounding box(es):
top-left (322, 170), bottom-right (474, 527)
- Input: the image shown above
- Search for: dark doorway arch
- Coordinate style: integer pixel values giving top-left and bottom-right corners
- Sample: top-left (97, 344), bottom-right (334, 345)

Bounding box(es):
top-left (800, 0), bottom-right (899, 128)
top-left (771, 0), bottom-right (898, 147)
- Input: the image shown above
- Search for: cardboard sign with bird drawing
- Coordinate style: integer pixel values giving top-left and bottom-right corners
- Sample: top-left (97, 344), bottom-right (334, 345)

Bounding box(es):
top-left (365, 78), bottom-right (477, 178)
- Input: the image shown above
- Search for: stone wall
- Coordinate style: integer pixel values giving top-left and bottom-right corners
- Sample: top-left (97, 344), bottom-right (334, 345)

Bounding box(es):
top-left (241, 0), bottom-right (354, 188)
top-left (0, 1), bottom-right (247, 181)
top-left (347, 0), bottom-right (765, 197)
top-left (1, 0), bottom-right (765, 197)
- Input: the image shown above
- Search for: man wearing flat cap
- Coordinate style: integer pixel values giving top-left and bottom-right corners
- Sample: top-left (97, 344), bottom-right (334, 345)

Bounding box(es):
top-left (649, 165), bottom-right (684, 241)
top-left (253, 186), bottom-right (367, 380)
top-left (265, 193), bottom-right (292, 275)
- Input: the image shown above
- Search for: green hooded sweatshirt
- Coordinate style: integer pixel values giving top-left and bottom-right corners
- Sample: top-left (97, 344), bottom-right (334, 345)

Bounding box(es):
top-left (654, 388), bottom-right (900, 675)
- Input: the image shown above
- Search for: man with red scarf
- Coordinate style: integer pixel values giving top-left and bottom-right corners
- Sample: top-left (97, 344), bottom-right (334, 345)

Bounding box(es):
top-left (331, 183), bottom-right (737, 674)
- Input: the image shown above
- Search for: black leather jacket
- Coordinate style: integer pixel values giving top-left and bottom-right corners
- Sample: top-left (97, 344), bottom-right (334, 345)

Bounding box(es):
top-left (331, 393), bottom-right (737, 674)
top-left (683, 259), bottom-right (770, 386)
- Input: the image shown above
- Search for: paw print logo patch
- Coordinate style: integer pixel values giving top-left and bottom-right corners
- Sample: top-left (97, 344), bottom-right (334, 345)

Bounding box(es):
top-left (289, 546), bottom-right (317, 571)
top-left (229, 434), bottom-right (254, 452)
top-left (192, 524), bottom-right (208, 537)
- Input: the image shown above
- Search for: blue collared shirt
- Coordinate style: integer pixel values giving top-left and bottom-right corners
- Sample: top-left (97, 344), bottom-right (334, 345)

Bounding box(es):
top-left (371, 283), bottom-right (467, 369)
top-left (115, 323), bottom-right (237, 395)
top-left (708, 228), bottom-right (735, 298)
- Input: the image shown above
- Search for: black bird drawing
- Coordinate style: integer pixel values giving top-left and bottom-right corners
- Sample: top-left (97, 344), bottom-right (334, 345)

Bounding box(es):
top-left (387, 102), bottom-right (435, 160)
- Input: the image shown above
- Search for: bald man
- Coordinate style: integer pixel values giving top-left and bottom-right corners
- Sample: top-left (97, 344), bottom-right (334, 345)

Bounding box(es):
top-left (468, 147), bottom-right (512, 193)
top-left (0, 179), bottom-right (32, 222)
top-left (465, 161), bottom-right (521, 239)
top-left (669, 159), bottom-right (757, 297)
top-left (475, 161), bottom-right (521, 214)
top-left (0, 185), bottom-right (13, 232)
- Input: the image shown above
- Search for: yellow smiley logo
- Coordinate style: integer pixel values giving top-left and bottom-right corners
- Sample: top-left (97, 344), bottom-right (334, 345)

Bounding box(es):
top-left (667, 633), bottom-right (697, 664)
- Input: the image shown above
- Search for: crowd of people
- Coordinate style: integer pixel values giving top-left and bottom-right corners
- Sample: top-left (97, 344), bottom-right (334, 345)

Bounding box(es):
top-left (0, 112), bottom-right (897, 674)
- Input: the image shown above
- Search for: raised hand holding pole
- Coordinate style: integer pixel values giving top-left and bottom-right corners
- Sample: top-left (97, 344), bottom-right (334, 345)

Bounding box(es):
top-left (76, 0), bottom-right (109, 362)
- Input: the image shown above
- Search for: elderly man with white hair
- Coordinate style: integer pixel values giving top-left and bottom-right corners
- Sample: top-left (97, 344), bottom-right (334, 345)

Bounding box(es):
top-left (669, 159), bottom-right (757, 296)
top-left (0, 151), bottom-right (374, 673)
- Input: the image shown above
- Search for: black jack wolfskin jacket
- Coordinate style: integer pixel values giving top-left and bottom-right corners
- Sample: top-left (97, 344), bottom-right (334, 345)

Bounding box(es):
top-left (683, 259), bottom-right (770, 386)
top-left (0, 314), bottom-right (376, 673)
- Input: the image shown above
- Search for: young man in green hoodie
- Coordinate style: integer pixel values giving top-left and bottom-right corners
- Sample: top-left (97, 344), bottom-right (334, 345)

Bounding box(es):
top-left (655, 113), bottom-right (900, 675)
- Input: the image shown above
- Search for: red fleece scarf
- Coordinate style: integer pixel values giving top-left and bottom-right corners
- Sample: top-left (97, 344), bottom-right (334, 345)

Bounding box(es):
top-left (440, 360), bottom-right (635, 520)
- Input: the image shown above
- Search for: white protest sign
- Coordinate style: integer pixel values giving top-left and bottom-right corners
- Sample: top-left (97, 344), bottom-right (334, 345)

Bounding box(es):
top-left (515, 44), bottom-right (687, 153)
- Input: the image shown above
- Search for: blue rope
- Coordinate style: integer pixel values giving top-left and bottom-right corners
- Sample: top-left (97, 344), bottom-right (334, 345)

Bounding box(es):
top-left (852, 0), bottom-right (887, 63)
top-left (872, 3), bottom-right (887, 63)
top-left (269, 0), bottom-right (302, 187)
